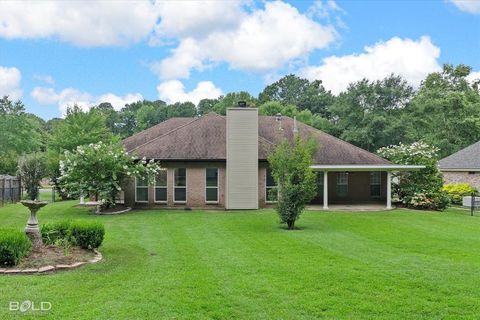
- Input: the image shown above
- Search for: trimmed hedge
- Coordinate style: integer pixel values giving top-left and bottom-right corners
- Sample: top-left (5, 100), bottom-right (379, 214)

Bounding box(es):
top-left (0, 229), bottom-right (32, 266)
top-left (41, 221), bottom-right (73, 245)
top-left (442, 183), bottom-right (477, 205)
top-left (70, 221), bottom-right (105, 250)
top-left (41, 220), bottom-right (105, 250)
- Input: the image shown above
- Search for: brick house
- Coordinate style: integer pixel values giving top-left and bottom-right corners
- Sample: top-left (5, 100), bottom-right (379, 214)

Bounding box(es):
top-left (439, 141), bottom-right (480, 189)
top-left (122, 105), bottom-right (421, 210)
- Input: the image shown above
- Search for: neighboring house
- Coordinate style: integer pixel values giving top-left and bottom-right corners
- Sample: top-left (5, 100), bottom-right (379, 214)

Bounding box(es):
top-left (439, 141), bottom-right (480, 189)
top-left (122, 105), bottom-right (421, 210)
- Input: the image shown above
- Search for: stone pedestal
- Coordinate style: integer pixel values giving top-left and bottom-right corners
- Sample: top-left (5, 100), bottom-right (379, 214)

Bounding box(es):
top-left (21, 200), bottom-right (48, 249)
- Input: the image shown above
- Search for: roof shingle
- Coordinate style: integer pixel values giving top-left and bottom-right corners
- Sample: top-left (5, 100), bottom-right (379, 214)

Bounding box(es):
top-left (123, 112), bottom-right (390, 165)
top-left (439, 141), bottom-right (480, 169)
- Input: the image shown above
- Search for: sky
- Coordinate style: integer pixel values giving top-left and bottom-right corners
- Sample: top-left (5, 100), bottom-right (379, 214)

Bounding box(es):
top-left (0, 0), bottom-right (479, 120)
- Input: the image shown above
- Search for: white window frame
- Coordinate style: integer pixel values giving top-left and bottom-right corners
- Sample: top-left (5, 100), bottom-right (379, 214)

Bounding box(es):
top-left (336, 172), bottom-right (348, 197)
top-left (135, 176), bottom-right (149, 203)
top-left (154, 169), bottom-right (168, 203)
top-left (370, 171), bottom-right (381, 198)
top-left (174, 168), bottom-right (187, 204)
top-left (265, 168), bottom-right (278, 204)
top-left (205, 168), bottom-right (219, 204)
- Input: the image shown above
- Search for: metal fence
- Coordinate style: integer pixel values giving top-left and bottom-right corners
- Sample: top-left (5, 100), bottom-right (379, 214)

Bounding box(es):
top-left (0, 175), bottom-right (21, 205)
top-left (447, 192), bottom-right (480, 216)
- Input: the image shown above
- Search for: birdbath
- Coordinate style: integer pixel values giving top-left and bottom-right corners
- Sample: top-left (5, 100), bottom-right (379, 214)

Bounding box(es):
top-left (21, 200), bottom-right (48, 249)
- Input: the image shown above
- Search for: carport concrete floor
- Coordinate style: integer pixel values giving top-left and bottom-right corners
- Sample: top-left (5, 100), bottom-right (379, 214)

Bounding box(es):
top-left (307, 204), bottom-right (389, 211)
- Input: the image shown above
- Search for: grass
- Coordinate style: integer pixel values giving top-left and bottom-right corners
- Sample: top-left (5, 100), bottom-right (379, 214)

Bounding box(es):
top-left (1, 201), bottom-right (480, 319)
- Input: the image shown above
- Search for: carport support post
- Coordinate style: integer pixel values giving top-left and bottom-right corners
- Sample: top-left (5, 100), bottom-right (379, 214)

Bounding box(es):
top-left (386, 171), bottom-right (392, 209)
top-left (323, 171), bottom-right (328, 210)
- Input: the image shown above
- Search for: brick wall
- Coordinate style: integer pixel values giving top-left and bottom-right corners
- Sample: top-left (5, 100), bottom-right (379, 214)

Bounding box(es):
top-left (443, 171), bottom-right (480, 189)
top-left (125, 161), bottom-right (226, 209)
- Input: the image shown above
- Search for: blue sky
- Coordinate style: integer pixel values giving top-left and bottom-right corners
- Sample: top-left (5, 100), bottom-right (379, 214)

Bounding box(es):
top-left (0, 0), bottom-right (479, 120)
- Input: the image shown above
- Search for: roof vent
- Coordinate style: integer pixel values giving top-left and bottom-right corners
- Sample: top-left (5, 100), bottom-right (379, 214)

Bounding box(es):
top-left (276, 113), bottom-right (283, 131)
top-left (237, 101), bottom-right (247, 108)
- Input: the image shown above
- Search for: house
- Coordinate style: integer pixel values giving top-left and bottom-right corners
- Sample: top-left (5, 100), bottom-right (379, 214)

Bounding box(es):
top-left (122, 104), bottom-right (422, 210)
top-left (439, 141), bottom-right (480, 189)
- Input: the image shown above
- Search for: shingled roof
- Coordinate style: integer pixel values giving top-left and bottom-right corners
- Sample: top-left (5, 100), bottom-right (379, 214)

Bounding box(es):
top-left (123, 112), bottom-right (390, 165)
top-left (439, 141), bottom-right (480, 170)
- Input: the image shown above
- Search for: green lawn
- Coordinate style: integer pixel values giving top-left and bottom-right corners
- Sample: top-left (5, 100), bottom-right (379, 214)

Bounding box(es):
top-left (1, 201), bottom-right (480, 319)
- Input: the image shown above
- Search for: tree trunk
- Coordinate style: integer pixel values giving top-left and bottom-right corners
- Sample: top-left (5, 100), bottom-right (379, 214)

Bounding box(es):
top-left (287, 220), bottom-right (295, 230)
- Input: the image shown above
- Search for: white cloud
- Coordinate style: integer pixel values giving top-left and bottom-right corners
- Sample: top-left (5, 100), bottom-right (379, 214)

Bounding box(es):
top-left (450, 0), bottom-right (480, 14)
top-left (153, 1), bottom-right (337, 80)
top-left (301, 36), bottom-right (442, 94)
top-left (0, 0), bottom-right (247, 47)
top-left (32, 74), bottom-right (55, 85)
top-left (157, 80), bottom-right (223, 105)
top-left (31, 86), bottom-right (142, 114)
top-left (467, 71), bottom-right (480, 83)
top-left (0, 66), bottom-right (22, 100)
top-left (0, 1), bottom-right (159, 46)
top-left (152, 1), bottom-right (245, 42)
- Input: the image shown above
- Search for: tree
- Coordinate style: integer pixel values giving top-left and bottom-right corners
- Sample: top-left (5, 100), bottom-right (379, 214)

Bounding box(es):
top-left (213, 92), bottom-right (258, 115)
top-left (377, 142), bottom-right (448, 210)
top-left (404, 64), bottom-right (480, 158)
top-left (0, 97), bottom-right (43, 174)
top-left (167, 102), bottom-right (197, 118)
top-left (259, 74), bottom-right (334, 117)
top-left (59, 142), bottom-right (160, 209)
top-left (47, 105), bottom-right (113, 198)
top-left (268, 135), bottom-right (317, 229)
top-left (258, 101), bottom-right (337, 135)
top-left (329, 75), bottom-right (414, 152)
top-left (198, 98), bottom-right (219, 115)
top-left (18, 152), bottom-right (47, 200)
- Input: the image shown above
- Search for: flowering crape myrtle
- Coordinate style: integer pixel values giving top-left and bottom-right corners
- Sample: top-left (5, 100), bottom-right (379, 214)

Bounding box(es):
top-left (59, 141), bottom-right (160, 209)
top-left (377, 141), bottom-right (448, 210)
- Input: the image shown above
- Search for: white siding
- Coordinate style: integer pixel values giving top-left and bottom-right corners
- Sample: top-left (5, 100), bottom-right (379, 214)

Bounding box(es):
top-left (226, 108), bottom-right (259, 209)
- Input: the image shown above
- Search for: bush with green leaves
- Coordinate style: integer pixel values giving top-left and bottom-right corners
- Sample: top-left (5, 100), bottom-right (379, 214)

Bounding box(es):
top-left (41, 221), bottom-right (73, 245)
top-left (442, 183), bottom-right (477, 205)
top-left (70, 221), bottom-right (105, 250)
top-left (409, 192), bottom-right (450, 211)
top-left (58, 141), bottom-right (161, 209)
top-left (377, 141), bottom-right (447, 210)
top-left (41, 220), bottom-right (105, 250)
top-left (0, 229), bottom-right (32, 266)
top-left (268, 135), bottom-right (317, 229)
top-left (17, 152), bottom-right (47, 200)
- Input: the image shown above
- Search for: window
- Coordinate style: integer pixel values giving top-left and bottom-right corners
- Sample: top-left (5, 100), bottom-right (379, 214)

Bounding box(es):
top-left (370, 172), bottom-right (381, 197)
top-left (155, 169), bottom-right (168, 203)
top-left (316, 172), bottom-right (324, 197)
top-left (266, 168), bottom-right (278, 203)
top-left (135, 176), bottom-right (148, 202)
top-left (205, 168), bottom-right (219, 203)
top-left (336, 172), bottom-right (348, 197)
top-left (174, 168), bottom-right (187, 203)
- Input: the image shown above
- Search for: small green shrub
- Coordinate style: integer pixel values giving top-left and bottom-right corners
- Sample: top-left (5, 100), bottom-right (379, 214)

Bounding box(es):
top-left (0, 229), bottom-right (32, 266)
top-left (41, 221), bottom-right (72, 245)
top-left (70, 221), bottom-right (105, 249)
top-left (442, 183), bottom-right (477, 205)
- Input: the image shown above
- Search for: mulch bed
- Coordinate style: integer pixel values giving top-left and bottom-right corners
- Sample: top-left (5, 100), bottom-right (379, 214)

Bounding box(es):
top-left (5, 245), bottom-right (95, 270)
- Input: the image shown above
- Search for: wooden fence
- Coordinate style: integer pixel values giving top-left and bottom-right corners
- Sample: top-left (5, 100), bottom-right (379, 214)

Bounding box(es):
top-left (0, 175), bottom-right (21, 205)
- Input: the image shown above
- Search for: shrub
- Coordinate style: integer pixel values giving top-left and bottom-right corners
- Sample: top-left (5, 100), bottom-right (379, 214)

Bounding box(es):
top-left (70, 221), bottom-right (105, 249)
top-left (408, 191), bottom-right (450, 211)
top-left (0, 229), bottom-right (32, 266)
top-left (41, 221), bottom-right (73, 245)
top-left (442, 183), bottom-right (477, 205)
